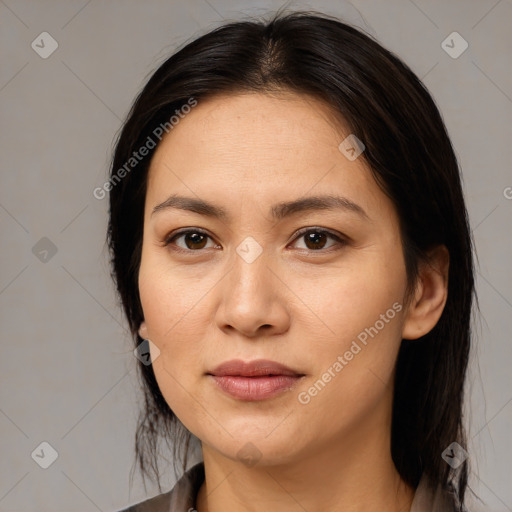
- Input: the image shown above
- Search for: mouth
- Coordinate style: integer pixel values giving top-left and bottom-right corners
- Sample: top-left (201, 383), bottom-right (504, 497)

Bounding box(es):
top-left (206, 359), bottom-right (306, 401)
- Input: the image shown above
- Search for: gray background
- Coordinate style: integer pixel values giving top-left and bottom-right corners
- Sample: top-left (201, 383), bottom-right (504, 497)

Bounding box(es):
top-left (0, 0), bottom-right (511, 510)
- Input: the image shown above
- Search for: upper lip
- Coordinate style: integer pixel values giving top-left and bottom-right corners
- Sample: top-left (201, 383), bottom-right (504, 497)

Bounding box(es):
top-left (208, 359), bottom-right (304, 377)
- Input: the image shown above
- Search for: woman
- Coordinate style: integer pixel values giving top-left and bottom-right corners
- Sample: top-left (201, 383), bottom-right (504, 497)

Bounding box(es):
top-left (109, 10), bottom-right (475, 512)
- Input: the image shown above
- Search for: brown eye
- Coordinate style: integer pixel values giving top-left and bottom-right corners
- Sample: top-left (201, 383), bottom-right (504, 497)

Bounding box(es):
top-left (291, 228), bottom-right (345, 252)
top-left (164, 227), bottom-right (345, 254)
top-left (164, 229), bottom-right (216, 251)
top-left (303, 231), bottom-right (328, 250)
top-left (182, 232), bottom-right (208, 250)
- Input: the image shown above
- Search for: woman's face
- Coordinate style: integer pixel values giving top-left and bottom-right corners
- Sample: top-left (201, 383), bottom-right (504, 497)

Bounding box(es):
top-left (138, 91), bottom-right (412, 466)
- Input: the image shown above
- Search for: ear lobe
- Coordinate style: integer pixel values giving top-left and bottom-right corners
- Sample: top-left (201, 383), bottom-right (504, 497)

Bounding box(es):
top-left (138, 321), bottom-right (148, 339)
top-left (402, 245), bottom-right (449, 340)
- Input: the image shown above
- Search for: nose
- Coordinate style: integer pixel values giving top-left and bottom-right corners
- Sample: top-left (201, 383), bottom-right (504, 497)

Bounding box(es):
top-left (215, 249), bottom-right (290, 339)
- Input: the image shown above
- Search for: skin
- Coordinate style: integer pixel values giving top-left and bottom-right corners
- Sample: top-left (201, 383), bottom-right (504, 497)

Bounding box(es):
top-left (137, 91), bottom-right (449, 512)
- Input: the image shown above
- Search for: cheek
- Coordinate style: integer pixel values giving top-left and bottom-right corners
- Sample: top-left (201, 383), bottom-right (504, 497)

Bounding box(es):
top-left (137, 254), bottom-right (212, 379)
top-left (291, 252), bottom-right (406, 410)
top-left (138, 252), bottom-right (206, 338)
top-left (138, 259), bottom-right (209, 431)
top-left (293, 249), bottom-right (406, 344)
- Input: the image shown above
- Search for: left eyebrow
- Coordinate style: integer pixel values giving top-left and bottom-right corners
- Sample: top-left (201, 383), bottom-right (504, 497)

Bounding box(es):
top-left (270, 195), bottom-right (369, 221)
top-left (151, 193), bottom-right (369, 222)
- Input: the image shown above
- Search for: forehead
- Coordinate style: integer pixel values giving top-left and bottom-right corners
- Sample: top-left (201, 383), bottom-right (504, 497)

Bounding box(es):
top-left (151, 91), bottom-right (347, 158)
top-left (145, 91), bottom-right (391, 221)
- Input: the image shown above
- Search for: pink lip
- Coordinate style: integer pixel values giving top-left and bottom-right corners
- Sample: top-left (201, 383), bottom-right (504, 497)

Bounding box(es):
top-left (207, 359), bottom-right (305, 401)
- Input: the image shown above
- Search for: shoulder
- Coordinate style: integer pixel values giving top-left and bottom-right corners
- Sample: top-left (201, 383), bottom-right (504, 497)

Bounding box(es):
top-left (410, 472), bottom-right (467, 512)
top-left (117, 462), bottom-right (205, 512)
top-left (118, 490), bottom-right (173, 512)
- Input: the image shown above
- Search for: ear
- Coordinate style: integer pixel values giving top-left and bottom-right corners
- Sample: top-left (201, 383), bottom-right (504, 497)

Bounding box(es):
top-left (138, 321), bottom-right (148, 339)
top-left (402, 245), bottom-right (449, 340)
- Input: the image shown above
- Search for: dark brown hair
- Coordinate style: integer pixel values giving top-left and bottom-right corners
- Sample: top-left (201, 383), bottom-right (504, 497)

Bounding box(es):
top-left (107, 10), bottom-right (475, 509)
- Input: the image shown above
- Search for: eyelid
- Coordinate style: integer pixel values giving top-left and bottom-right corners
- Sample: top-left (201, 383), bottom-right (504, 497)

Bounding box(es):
top-left (163, 227), bottom-right (209, 244)
top-left (290, 226), bottom-right (346, 245)
top-left (163, 226), bottom-right (347, 252)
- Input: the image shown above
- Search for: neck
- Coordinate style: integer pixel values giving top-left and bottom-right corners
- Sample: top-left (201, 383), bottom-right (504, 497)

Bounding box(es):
top-left (195, 421), bottom-right (414, 512)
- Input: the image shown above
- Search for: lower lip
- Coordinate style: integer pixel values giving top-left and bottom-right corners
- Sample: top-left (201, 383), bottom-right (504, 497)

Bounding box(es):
top-left (209, 375), bottom-right (303, 401)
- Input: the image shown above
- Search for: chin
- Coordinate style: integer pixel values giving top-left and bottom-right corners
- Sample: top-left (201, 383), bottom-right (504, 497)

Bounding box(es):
top-left (200, 428), bottom-right (306, 468)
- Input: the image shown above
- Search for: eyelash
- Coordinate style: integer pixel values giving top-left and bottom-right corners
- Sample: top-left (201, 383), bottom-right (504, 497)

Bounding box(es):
top-left (162, 227), bottom-right (347, 254)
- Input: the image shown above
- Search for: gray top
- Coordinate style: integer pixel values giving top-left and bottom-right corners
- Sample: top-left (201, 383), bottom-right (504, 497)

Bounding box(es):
top-left (119, 461), bottom-right (461, 511)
